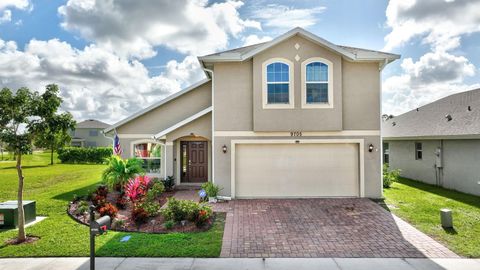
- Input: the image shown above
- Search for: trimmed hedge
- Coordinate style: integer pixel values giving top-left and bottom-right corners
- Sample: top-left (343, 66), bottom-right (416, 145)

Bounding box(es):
top-left (58, 147), bottom-right (112, 164)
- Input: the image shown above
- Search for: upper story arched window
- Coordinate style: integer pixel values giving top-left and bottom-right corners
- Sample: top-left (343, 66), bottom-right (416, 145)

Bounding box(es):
top-left (263, 58), bottom-right (294, 109)
top-left (302, 58), bottom-right (333, 108)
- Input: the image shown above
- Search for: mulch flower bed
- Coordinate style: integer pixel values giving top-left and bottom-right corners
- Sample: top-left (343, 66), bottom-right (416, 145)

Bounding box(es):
top-left (68, 186), bottom-right (214, 234)
top-left (5, 235), bottom-right (40, 245)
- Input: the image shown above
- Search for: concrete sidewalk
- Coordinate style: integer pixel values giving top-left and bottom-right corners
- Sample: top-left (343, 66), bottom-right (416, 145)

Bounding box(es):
top-left (1, 257), bottom-right (479, 270)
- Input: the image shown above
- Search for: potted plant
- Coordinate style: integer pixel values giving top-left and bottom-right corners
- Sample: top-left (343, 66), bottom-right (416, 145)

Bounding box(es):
top-left (201, 182), bottom-right (222, 203)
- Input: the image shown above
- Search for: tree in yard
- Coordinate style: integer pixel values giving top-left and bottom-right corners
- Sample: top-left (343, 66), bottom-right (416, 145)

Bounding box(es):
top-left (33, 85), bottom-right (76, 165)
top-left (0, 84), bottom-right (70, 243)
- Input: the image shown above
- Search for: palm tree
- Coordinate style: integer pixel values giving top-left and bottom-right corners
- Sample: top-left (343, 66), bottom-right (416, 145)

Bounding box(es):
top-left (102, 156), bottom-right (144, 191)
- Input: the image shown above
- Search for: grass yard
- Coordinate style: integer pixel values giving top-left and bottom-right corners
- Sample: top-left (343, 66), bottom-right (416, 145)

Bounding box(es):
top-left (384, 178), bottom-right (480, 258)
top-left (0, 151), bottom-right (224, 257)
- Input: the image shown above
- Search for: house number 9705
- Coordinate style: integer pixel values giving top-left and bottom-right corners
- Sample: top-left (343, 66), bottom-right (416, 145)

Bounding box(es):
top-left (290, 131), bottom-right (302, 137)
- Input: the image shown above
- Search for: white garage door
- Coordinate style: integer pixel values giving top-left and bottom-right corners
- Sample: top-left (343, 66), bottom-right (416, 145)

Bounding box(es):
top-left (235, 143), bottom-right (360, 198)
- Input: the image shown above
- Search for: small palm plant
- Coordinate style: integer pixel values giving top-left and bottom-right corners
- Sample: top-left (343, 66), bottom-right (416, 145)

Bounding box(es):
top-left (102, 156), bottom-right (144, 191)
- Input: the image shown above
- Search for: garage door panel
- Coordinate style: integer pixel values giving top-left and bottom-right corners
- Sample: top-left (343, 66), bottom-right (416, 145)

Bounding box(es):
top-left (235, 143), bottom-right (359, 198)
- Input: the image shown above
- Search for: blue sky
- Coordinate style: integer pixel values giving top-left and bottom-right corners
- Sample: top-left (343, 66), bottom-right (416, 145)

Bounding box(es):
top-left (0, 0), bottom-right (479, 122)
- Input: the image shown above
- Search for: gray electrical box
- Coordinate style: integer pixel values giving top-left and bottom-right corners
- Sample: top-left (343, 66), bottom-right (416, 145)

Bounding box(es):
top-left (435, 147), bottom-right (442, 168)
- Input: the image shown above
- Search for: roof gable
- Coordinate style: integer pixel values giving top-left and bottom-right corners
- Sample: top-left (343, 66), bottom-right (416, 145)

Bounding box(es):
top-left (199, 27), bottom-right (400, 66)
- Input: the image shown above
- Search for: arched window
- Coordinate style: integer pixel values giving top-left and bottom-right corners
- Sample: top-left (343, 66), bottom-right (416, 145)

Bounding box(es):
top-left (132, 141), bottom-right (163, 175)
top-left (302, 58), bottom-right (333, 108)
top-left (263, 58), bottom-right (294, 108)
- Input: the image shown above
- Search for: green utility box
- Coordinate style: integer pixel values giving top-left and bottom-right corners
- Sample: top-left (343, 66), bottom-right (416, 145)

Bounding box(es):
top-left (0, 200), bottom-right (36, 229)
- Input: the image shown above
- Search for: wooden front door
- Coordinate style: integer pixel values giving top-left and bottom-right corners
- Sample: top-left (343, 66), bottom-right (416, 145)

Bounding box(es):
top-left (180, 141), bottom-right (208, 183)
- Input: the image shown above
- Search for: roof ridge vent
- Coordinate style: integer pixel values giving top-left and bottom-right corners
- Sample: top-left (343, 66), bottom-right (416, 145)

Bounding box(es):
top-left (416, 108), bottom-right (419, 111)
top-left (392, 121), bottom-right (396, 126)
top-left (445, 114), bottom-right (452, 121)
top-left (468, 105), bottom-right (472, 111)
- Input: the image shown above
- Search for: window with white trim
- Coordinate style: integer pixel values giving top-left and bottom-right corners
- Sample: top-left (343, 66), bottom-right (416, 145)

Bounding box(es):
top-left (305, 62), bottom-right (329, 103)
top-left (266, 62), bottom-right (290, 104)
top-left (133, 142), bottom-right (162, 174)
top-left (415, 142), bottom-right (422, 160)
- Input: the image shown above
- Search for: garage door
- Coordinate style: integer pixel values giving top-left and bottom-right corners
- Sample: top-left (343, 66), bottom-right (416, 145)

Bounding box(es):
top-left (235, 143), bottom-right (360, 198)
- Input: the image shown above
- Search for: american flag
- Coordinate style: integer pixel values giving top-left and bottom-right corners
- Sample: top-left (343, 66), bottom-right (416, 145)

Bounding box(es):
top-left (113, 133), bottom-right (122, 156)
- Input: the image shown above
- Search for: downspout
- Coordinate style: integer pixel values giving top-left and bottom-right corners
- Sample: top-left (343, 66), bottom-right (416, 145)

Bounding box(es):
top-left (202, 68), bottom-right (215, 185)
top-left (102, 130), bottom-right (115, 152)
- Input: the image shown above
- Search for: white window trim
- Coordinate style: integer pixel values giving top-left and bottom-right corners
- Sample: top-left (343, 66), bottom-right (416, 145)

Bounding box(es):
top-left (301, 57), bottom-right (334, 109)
top-left (130, 139), bottom-right (164, 177)
top-left (262, 58), bottom-right (294, 109)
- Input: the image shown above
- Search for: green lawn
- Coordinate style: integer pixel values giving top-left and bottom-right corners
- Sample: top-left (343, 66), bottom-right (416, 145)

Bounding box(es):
top-left (384, 178), bottom-right (480, 258)
top-left (0, 152), bottom-right (224, 257)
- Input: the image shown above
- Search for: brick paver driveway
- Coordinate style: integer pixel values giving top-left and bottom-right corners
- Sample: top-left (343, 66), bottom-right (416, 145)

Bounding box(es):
top-left (217, 198), bottom-right (458, 258)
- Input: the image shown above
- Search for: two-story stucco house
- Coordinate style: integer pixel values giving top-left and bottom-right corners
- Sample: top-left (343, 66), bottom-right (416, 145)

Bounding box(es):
top-left (104, 28), bottom-right (399, 199)
top-left (71, 119), bottom-right (112, 148)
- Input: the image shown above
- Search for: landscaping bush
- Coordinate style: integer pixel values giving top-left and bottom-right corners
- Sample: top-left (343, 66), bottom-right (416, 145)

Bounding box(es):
top-left (58, 147), bottom-right (112, 164)
top-left (98, 203), bottom-right (118, 218)
top-left (115, 193), bottom-right (127, 209)
top-left (201, 182), bottom-right (221, 198)
top-left (139, 200), bottom-right (161, 217)
top-left (146, 180), bottom-right (165, 201)
top-left (383, 163), bottom-right (401, 188)
top-left (162, 176), bottom-right (175, 191)
top-left (161, 198), bottom-right (213, 227)
top-left (163, 220), bottom-right (174, 230)
top-left (74, 201), bottom-right (89, 215)
top-left (132, 205), bottom-right (149, 224)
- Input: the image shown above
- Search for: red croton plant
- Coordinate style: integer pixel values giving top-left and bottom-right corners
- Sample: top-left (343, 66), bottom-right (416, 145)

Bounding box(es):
top-left (125, 175), bottom-right (151, 204)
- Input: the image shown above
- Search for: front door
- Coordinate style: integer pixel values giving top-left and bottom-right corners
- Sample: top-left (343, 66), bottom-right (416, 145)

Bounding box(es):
top-left (180, 141), bottom-right (208, 183)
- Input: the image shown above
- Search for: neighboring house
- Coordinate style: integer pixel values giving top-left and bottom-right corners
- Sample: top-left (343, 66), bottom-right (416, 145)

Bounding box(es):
top-left (71, 119), bottom-right (111, 148)
top-left (104, 27), bottom-right (399, 199)
top-left (383, 89), bottom-right (480, 196)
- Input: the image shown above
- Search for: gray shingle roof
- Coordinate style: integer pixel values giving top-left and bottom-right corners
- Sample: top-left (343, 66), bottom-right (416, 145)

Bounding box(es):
top-left (382, 89), bottom-right (480, 138)
top-left (76, 119), bottom-right (111, 129)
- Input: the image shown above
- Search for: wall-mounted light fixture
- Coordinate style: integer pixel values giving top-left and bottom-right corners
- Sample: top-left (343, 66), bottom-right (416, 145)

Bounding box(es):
top-left (222, 145), bottom-right (228, 154)
top-left (368, 144), bottom-right (374, 152)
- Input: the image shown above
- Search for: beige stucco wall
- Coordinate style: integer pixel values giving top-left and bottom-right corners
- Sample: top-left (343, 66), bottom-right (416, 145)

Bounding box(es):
top-left (116, 81), bottom-right (211, 134)
top-left (387, 139), bottom-right (480, 196)
top-left (73, 128), bottom-right (112, 147)
top-left (214, 61), bottom-right (253, 131)
top-left (342, 61), bottom-right (381, 130)
top-left (214, 135), bottom-right (382, 198)
top-left (252, 35), bottom-right (343, 131)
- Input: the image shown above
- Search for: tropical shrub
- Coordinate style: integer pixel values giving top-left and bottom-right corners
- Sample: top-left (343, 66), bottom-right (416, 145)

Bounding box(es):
top-left (95, 185), bottom-right (108, 197)
top-left (162, 176), bottom-right (175, 191)
top-left (163, 220), bottom-right (175, 230)
top-left (139, 200), bottom-right (161, 217)
top-left (191, 204), bottom-right (213, 227)
top-left (115, 193), bottom-right (127, 209)
top-left (201, 182), bottom-right (221, 198)
top-left (92, 194), bottom-right (106, 208)
top-left (98, 203), bottom-right (118, 218)
top-left (383, 164), bottom-right (401, 188)
top-left (102, 156), bottom-right (144, 191)
top-left (125, 175), bottom-right (151, 203)
top-left (132, 206), bottom-right (149, 224)
top-left (74, 201), bottom-right (90, 215)
top-left (58, 147), bottom-right (112, 164)
top-left (146, 180), bottom-right (165, 201)
top-left (161, 198), bottom-right (212, 227)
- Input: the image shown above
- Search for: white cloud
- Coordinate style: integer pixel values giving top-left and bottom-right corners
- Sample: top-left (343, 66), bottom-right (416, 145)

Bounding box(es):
top-left (382, 0), bottom-right (480, 116)
top-left (0, 0), bottom-right (30, 11)
top-left (0, 38), bottom-right (205, 123)
top-left (242, 34), bottom-right (272, 46)
top-left (384, 0), bottom-right (480, 51)
top-left (250, 4), bottom-right (326, 30)
top-left (0, 10), bottom-right (11, 23)
top-left (58, 0), bottom-right (261, 59)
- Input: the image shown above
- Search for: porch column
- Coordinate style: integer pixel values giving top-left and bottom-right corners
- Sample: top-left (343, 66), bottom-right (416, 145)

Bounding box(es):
top-left (165, 142), bottom-right (174, 178)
